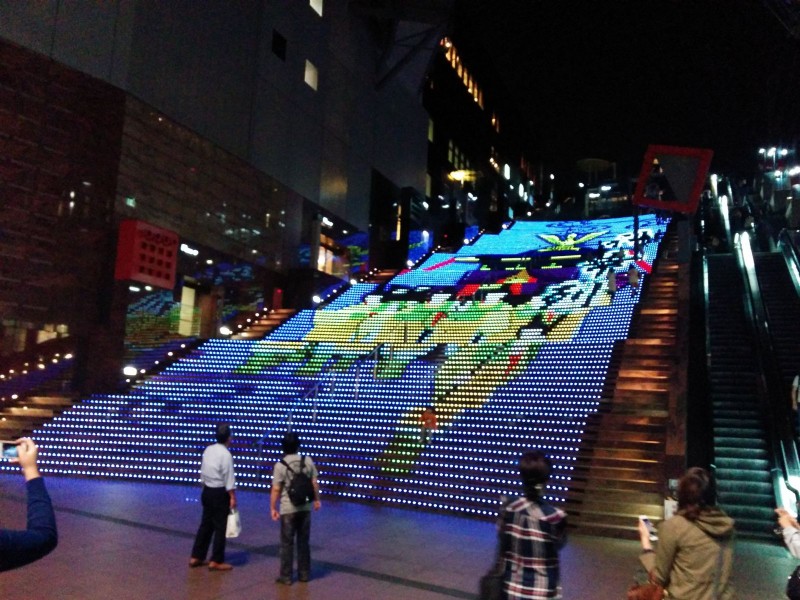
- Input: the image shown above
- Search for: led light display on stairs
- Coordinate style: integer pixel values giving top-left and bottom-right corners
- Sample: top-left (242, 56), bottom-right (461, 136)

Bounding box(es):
top-left (9, 215), bottom-right (669, 518)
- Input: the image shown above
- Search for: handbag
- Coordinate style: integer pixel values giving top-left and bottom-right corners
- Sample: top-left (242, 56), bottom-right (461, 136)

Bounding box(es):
top-left (478, 567), bottom-right (504, 600)
top-left (787, 564), bottom-right (800, 600)
top-left (225, 508), bottom-right (241, 538)
top-left (626, 582), bottom-right (665, 600)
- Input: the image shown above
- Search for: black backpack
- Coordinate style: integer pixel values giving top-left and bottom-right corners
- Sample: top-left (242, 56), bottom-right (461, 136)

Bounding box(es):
top-left (280, 456), bottom-right (315, 506)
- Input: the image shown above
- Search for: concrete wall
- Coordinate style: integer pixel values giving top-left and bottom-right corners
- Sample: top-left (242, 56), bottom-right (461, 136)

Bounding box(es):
top-left (0, 0), bottom-right (429, 233)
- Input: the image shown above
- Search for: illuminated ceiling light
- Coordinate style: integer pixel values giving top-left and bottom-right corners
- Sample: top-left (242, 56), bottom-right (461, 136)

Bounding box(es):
top-left (180, 243), bottom-right (199, 256)
top-left (503, 164), bottom-right (511, 180)
top-left (600, 185), bottom-right (611, 191)
top-left (758, 148), bottom-right (766, 154)
top-left (449, 170), bottom-right (476, 183)
top-left (312, 295), bottom-right (322, 304)
top-left (549, 173), bottom-right (555, 180)
top-left (129, 285), bottom-right (141, 292)
top-left (122, 366), bottom-right (138, 377)
top-left (206, 259), bottom-right (213, 265)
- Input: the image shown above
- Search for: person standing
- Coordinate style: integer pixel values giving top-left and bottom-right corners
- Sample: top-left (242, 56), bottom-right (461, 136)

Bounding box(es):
top-left (0, 438), bottom-right (58, 572)
top-left (271, 432), bottom-right (321, 585)
top-left (637, 467), bottom-right (735, 599)
top-left (627, 264), bottom-right (640, 292)
top-left (420, 406), bottom-right (437, 445)
top-left (190, 423), bottom-right (237, 571)
top-left (606, 267), bottom-right (617, 296)
top-left (500, 450), bottom-right (567, 599)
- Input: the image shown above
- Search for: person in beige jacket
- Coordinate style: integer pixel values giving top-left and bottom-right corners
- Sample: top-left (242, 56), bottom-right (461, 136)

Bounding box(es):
top-left (638, 467), bottom-right (735, 599)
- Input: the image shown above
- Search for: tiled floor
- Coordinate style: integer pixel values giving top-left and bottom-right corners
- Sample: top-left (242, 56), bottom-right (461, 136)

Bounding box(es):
top-left (0, 475), bottom-right (795, 599)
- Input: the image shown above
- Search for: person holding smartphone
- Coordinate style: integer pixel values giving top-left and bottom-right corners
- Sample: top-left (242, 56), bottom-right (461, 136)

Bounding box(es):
top-left (0, 437), bottom-right (58, 571)
top-left (637, 467), bottom-right (735, 599)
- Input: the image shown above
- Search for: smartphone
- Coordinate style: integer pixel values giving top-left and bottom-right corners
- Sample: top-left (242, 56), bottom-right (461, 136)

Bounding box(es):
top-left (0, 440), bottom-right (19, 460)
top-left (639, 515), bottom-right (658, 541)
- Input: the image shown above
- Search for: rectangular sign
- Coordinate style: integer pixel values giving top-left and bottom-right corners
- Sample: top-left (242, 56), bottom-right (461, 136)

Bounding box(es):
top-left (114, 219), bottom-right (179, 289)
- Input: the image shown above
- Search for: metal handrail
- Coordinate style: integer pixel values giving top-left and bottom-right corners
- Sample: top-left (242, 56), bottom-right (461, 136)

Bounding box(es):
top-left (734, 231), bottom-right (800, 510)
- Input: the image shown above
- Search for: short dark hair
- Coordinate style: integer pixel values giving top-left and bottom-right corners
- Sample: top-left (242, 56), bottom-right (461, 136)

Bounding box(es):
top-left (215, 423), bottom-right (231, 444)
top-left (519, 450), bottom-right (551, 498)
top-left (282, 432), bottom-right (300, 455)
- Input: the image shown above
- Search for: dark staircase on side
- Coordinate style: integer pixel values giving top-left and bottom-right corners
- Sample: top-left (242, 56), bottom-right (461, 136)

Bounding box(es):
top-left (706, 254), bottom-right (775, 540)
top-left (567, 235), bottom-right (680, 538)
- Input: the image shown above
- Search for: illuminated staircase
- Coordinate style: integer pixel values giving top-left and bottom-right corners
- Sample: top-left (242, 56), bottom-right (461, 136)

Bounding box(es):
top-left (5, 216), bottom-right (675, 523)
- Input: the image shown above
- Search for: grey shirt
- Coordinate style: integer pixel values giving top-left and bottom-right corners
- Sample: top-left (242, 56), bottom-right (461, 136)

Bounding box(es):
top-left (272, 453), bottom-right (318, 514)
top-left (200, 443), bottom-right (235, 490)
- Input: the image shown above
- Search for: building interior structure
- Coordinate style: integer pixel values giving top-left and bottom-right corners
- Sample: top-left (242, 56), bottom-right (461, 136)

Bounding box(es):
top-left (2, 2), bottom-right (800, 598)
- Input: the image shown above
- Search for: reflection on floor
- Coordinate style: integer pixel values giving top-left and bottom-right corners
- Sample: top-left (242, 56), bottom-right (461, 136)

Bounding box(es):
top-left (0, 476), bottom-right (793, 600)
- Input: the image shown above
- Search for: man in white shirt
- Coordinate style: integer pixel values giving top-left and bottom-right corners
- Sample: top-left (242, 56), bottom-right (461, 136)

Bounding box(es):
top-left (190, 423), bottom-right (237, 571)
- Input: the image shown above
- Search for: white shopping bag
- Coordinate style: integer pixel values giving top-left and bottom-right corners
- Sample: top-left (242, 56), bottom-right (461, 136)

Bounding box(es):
top-left (226, 508), bottom-right (241, 538)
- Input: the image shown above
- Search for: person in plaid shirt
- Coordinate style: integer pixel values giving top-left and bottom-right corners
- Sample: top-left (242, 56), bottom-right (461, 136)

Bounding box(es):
top-left (500, 451), bottom-right (567, 599)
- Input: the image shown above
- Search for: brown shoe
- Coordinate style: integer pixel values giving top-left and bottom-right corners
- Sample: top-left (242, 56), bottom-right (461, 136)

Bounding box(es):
top-left (189, 558), bottom-right (208, 568)
top-left (208, 562), bottom-right (233, 571)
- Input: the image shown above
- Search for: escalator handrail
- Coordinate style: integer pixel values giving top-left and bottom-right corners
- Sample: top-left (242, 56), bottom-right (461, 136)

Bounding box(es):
top-left (778, 228), bottom-right (800, 298)
top-left (734, 231), bottom-right (800, 509)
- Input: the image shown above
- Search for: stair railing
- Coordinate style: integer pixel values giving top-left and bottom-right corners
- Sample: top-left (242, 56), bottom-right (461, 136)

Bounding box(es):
top-left (252, 361), bottom-right (331, 481)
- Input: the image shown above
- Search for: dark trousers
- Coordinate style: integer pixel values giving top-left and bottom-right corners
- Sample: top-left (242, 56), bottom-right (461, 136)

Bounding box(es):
top-left (279, 510), bottom-right (311, 578)
top-left (191, 486), bottom-right (229, 564)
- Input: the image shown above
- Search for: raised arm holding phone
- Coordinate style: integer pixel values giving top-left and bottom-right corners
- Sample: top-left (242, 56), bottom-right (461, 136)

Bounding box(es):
top-left (0, 437), bottom-right (58, 571)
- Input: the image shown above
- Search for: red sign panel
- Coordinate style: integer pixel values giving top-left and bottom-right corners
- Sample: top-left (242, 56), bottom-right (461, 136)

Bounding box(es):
top-left (114, 220), bottom-right (179, 289)
top-left (632, 145), bottom-right (713, 215)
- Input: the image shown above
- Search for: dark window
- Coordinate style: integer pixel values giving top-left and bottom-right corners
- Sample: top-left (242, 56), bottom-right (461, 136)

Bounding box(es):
top-left (272, 31), bottom-right (287, 61)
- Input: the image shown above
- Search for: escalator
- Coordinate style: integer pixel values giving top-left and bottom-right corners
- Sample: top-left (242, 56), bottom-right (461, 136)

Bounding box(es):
top-left (706, 254), bottom-right (775, 538)
top-left (754, 252), bottom-right (800, 395)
